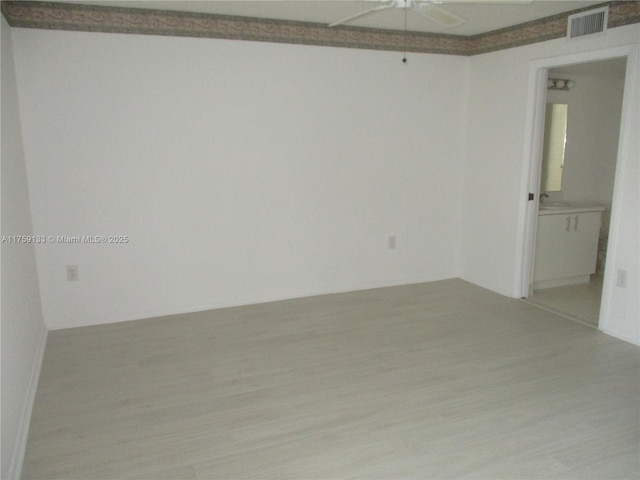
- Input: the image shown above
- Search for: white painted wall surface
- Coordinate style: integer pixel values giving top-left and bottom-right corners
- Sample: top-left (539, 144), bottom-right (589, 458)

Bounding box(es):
top-left (600, 41), bottom-right (640, 345)
top-left (12, 29), bottom-right (467, 329)
top-left (462, 24), bottom-right (640, 344)
top-left (0, 17), bottom-right (48, 480)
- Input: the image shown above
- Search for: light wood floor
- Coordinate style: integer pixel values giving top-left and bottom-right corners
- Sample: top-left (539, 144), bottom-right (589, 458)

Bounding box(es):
top-left (23, 279), bottom-right (639, 479)
top-left (528, 274), bottom-right (603, 328)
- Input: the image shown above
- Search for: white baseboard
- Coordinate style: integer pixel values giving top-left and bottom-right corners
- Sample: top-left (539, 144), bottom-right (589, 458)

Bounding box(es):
top-left (48, 274), bottom-right (459, 330)
top-left (7, 326), bottom-right (48, 480)
top-left (601, 325), bottom-right (640, 347)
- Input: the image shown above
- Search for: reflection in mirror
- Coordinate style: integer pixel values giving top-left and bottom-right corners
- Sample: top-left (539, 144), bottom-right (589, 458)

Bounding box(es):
top-left (541, 103), bottom-right (568, 192)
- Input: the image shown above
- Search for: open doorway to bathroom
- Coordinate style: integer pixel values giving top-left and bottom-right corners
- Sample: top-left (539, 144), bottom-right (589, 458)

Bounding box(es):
top-left (526, 57), bottom-right (627, 327)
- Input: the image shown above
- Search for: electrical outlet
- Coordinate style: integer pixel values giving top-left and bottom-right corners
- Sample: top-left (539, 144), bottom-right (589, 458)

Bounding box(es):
top-left (388, 235), bottom-right (396, 249)
top-left (66, 265), bottom-right (79, 281)
top-left (616, 269), bottom-right (627, 288)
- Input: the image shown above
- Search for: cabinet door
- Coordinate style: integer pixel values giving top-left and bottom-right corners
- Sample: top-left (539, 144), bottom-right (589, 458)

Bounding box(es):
top-left (564, 212), bottom-right (601, 277)
top-left (534, 211), bottom-right (602, 283)
top-left (534, 214), bottom-right (571, 281)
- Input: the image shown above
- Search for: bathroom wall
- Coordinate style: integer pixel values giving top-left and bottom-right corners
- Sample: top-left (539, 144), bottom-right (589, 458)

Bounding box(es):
top-left (546, 59), bottom-right (626, 237)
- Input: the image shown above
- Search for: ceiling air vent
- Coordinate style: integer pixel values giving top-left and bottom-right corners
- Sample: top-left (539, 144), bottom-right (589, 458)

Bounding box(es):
top-left (567, 6), bottom-right (608, 39)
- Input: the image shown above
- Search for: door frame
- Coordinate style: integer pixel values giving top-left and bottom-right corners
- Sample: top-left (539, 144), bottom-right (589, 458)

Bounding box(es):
top-left (515, 44), bottom-right (637, 327)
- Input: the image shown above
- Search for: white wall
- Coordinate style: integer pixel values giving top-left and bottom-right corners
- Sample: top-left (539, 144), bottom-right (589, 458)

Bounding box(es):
top-left (462, 24), bottom-right (640, 344)
top-left (546, 64), bottom-right (626, 236)
top-left (12, 29), bottom-right (467, 329)
top-left (0, 17), bottom-right (48, 480)
top-left (3, 20), bottom-right (638, 480)
top-left (601, 40), bottom-right (640, 345)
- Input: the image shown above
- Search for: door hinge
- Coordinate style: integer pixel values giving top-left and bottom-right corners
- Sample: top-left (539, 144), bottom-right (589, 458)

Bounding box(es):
top-left (528, 193), bottom-right (535, 201)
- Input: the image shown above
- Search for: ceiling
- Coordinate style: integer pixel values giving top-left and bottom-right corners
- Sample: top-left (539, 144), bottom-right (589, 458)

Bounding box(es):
top-left (55, 0), bottom-right (606, 35)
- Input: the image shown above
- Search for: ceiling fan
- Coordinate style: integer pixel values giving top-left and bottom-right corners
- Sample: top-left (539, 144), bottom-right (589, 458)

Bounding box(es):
top-left (328, 0), bottom-right (532, 29)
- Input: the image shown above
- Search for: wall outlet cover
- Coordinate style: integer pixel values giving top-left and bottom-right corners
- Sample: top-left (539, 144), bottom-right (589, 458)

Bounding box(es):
top-left (66, 265), bottom-right (79, 281)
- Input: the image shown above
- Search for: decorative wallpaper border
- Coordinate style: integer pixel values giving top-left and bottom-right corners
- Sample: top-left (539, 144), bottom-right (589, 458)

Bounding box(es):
top-left (472, 0), bottom-right (640, 55)
top-left (1, 1), bottom-right (639, 56)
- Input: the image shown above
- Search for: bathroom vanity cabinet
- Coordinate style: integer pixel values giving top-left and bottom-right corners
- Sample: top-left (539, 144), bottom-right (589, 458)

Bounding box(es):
top-left (534, 205), bottom-right (604, 289)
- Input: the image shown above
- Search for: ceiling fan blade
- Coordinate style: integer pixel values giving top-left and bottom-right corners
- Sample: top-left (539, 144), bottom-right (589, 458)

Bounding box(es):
top-left (329, 3), bottom-right (395, 27)
top-left (414, 3), bottom-right (465, 27)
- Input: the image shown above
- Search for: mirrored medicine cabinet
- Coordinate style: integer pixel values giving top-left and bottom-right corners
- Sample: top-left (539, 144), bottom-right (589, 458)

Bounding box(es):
top-left (541, 103), bottom-right (568, 192)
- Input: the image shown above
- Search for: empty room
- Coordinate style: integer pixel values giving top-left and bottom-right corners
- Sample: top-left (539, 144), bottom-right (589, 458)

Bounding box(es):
top-left (2, 1), bottom-right (639, 479)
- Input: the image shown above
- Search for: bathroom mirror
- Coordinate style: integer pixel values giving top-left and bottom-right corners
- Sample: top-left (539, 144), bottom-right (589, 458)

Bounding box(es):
top-left (541, 103), bottom-right (568, 192)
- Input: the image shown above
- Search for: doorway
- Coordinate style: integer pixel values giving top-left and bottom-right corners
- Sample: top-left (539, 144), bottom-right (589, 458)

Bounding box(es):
top-left (517, 45), bottom-right (636, 332)
top-left (527, 58), bottom-right (627, 327)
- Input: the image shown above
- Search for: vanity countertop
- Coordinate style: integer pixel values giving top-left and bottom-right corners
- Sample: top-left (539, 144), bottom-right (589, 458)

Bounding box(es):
top-left (538, 203), bottom-right (606, 215)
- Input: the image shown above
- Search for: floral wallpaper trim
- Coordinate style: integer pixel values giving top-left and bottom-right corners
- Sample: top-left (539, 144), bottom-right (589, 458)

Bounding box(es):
top-left (471, 1), bottom-right (640, 55)
top-left (1, 1), bottom-right (638, 56)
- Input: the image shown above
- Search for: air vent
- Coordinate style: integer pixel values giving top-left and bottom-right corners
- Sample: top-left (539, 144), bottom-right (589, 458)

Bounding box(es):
top-left (567, 7), bottom-right (608, 39)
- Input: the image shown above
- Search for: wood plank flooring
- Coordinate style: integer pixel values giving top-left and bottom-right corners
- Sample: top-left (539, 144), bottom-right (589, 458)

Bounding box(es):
top-left (527, 274), bottom-right (603, 327)
top-left (22, 279), bottom-right (640, 479)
